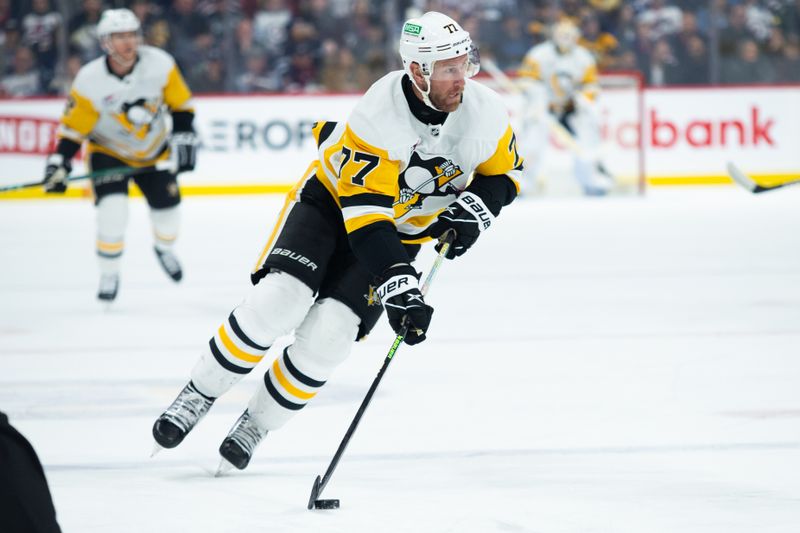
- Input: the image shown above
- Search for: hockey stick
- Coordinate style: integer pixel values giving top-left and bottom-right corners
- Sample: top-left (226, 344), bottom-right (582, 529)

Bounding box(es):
top-left (307, 231), bottom-right (456, 510)
top-left (726, 162), bottom-right (800, 194)
top-left (0, 160), bottom-right (176, 193)
top-left (481, 57), bottom-right (584, 156)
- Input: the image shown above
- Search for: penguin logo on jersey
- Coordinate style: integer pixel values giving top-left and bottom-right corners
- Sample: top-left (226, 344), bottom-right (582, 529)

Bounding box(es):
top-left (396, 152), bottom-right (463, 212)
top-left (114, 98), bottom-right (161, 140)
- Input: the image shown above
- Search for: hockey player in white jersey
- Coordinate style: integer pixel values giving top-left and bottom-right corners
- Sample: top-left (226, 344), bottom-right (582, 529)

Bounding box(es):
top-left (42, 8), bottom-right (197, 302)
top-left (152, 11), bottom-right (523, 473)
top-left (518, 19), bottom-right (612, 196)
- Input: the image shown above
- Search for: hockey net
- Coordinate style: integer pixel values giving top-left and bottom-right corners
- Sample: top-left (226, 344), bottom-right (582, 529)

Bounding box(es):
top-left (476, 70), bottom-right (645, 196)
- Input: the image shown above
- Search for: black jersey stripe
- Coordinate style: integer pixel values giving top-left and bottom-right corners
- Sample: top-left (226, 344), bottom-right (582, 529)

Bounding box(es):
top-left (264, 371), bottom-right (305, 410)
top-left (209, 338), bottom-right (250, 374)
top-left (317, 121), bottom-right (337, 147)
top-left (339, 192), bottom-right (394, 209)
top-left (282, 348), bottom-right (326, 388)
top-left (228, 313), bottom-right (269, 351)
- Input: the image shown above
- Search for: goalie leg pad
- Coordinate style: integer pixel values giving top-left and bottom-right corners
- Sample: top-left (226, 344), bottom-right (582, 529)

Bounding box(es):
top-left (95, 193), bottom-right (128, 274)
top-left (248, 298), bottom-right (360, 431)
top-left (149, 206), bottom-right (180, 251)
top-left (191, 271), bottom-right (315, 398)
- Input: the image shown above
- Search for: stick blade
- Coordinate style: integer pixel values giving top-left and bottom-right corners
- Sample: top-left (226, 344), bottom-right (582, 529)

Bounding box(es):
top-left (726, 162), bottom-right (758, 192)
top-left (307, 475), bottom-right (322, 510)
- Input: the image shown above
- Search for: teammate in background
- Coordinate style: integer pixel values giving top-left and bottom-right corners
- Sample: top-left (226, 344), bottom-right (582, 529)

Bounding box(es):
top-left (517, 19), bottom-right (613, 196)
top-left (42, 8), bottom-right (197, 303)
top-left (152, 11), bottom-right (522, 473)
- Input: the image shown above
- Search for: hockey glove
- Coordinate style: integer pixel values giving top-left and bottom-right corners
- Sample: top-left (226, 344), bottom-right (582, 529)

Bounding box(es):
top-left (169, 132), bottom-right (197, 173)
top-left (377, 264), bottom-right (433, 345)
top-left (43, 153), bottom-right (71, 193)
top-left (429, 191), bottom-right (495, 259)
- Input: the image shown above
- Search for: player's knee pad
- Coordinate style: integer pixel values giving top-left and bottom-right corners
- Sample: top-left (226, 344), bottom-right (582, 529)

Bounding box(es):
top-left (95, 193), bottom-right (128, 269)
top-left (149, 206), bottom-right (180, 250)
top-left (246, 298), bottom-right (360, 431)
top-left (290, 298), bottom-right (360, 379)
top-left (236, 271), bottom-right (315, 346)
top-left (190, 271), bottom-right (314, 399)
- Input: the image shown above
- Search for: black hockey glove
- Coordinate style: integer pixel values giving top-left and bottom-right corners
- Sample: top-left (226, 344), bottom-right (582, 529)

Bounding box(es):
top-left (377, 264), bottom-right (433, 345)
top-left (169, 132), bottom-right (197, 172)
top-left (42, 153), bottom-right (72, 193)
top-left (429, 191), bottom-right (495, 259)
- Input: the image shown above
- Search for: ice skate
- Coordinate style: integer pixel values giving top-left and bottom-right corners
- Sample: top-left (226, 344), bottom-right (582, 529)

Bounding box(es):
top-left (216, 410), bottom-right (268, 474)
top-left (152, 381), bottom-right (215, 451)
top-left (154, 247), bottom-right (183, 282)
top-left (97, 273), bottom-right (119, 303)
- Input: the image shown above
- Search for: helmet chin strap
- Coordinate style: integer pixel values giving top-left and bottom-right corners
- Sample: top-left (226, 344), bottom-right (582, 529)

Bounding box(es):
top-left (410, 66), bottom-right (444, 112)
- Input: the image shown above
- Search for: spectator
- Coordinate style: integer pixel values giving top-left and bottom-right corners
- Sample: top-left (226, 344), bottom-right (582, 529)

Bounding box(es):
top-left (638, 0), bottom-right (683, 41)
top-left (721, 38), bottom-right (775, 84)
top-left (776, 40), bottom-right (800, 81)
top-left (579, 14), bottom-right (619, 70)
top-left (165, 0), bottom-right (212, 69)
top-left (647, 38), bottom-right (681, 86)
top-left (190, 50), bottom-right (226, 93)
top-left (672, 11), bottom-right (706, 63)
top-left (49, 52), bottom-right (82, 95)
top-left (743, 0), bottom-right (775, 42)
top-left (0, 45), bottom-right (40, 97)
top-left (319, 46), bottom-right (361, 92)
top-left (719, 4), bottom-right (757, 59)
top-left (677, 35), bottom-right (709, 85)
top-left (252, 0), bottom-right (292, 57)
top-left (235, 47), bottom-right (283, 93)
top-left (21, 0), bottom-right (61, 89)
top-left (68, 0), bottom-right (103, 63)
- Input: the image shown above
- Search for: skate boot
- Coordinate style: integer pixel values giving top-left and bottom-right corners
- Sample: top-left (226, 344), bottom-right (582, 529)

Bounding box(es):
top-left (217, 410), bottom-right (268, 473)
top-left (154, 247), bottom-right (183, 282)
top-left (152, 381), bottom-right (215, 449)
top-left (97, 273), bottom-right (119, 302)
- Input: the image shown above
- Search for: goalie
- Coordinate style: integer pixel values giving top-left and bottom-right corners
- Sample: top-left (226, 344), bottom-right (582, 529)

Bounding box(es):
top-left (517, 19), bottom-right (613, 196)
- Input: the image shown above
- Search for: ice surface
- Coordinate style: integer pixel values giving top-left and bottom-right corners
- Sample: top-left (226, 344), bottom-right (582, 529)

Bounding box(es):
top-left (1, 187), bottom-right (799, 532)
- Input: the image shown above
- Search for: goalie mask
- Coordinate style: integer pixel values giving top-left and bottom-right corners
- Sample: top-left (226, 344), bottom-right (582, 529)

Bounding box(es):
top-left (97, 8), bottom-right (141, 68)
top-left (552, 19), bottom-right (580, 54)
top-left (399, 11), bottom-right (480, 111)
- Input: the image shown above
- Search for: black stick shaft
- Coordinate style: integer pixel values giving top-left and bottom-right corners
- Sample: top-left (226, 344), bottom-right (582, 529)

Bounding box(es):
top-left (311, 232), bottom-right (454, 503)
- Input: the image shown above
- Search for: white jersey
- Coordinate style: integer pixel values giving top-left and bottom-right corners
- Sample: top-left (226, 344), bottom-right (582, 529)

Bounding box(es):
top-left (308, 70), bottom-right (522, 243)
top-left (57, 45), bottom-right (194, 165)
top-left (519, 41), bottom-right (598, 110)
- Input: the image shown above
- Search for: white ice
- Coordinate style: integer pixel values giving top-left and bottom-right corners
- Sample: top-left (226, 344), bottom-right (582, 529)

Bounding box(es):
top-left (1, 187), bottom-right (799, 533)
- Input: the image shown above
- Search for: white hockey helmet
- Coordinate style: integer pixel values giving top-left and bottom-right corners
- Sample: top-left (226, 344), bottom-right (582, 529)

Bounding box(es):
top-left (552, 19), bottom-right (580, 53)
top-left (399, 12), bottom-right (479, 110)
top-left (97, 8), bottom-right (141, 39)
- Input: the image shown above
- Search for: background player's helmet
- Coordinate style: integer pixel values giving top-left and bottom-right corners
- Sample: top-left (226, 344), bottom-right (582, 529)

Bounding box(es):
top-left (399, 11), bottom-right (480, 110)
top-left (552, 19), bottom-right (580, 53)
top-left (97, 8), bottom-right (141, 39)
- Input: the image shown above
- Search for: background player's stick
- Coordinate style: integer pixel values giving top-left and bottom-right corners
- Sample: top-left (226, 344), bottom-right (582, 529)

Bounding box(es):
top-left (0, 160), bottom-right (177, 193)
top-left (726, 162), bottom-right (800, 193)
top-left (308, 231), bottom-right (456, 511)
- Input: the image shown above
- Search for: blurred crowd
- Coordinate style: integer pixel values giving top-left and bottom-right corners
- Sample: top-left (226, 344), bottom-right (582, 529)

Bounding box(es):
top-left (2, 0), bottom-right (800, 97)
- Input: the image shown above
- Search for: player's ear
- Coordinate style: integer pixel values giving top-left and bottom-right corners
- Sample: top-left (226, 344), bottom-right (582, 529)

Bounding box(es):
top-left (410, 63), bottom-right (428, 91)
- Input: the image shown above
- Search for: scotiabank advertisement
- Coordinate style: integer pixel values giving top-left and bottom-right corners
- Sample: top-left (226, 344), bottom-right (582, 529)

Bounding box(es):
top-left (1, 84), bottom-right (798, 194)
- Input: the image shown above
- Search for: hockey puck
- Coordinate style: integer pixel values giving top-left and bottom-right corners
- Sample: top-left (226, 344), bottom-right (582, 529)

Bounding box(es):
top-left (313, 499), bottom-right (340, 510)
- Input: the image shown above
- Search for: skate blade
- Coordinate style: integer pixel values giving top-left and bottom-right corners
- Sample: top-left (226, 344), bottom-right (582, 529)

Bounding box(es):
top-left (215, 459), bottom-right (235, 477)
top-left (150, 442), bottom-right (164, 458)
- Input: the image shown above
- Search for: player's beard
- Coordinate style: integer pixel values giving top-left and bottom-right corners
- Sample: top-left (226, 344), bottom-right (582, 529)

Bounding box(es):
top-left (430, 86), bottom-right (463, 113)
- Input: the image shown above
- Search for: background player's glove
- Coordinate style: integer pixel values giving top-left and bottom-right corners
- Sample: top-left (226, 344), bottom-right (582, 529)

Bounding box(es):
top-left (377, 264), bottom-right (433, 345)
top-left (169, 132), bottom-right (197, 172)
top-left (43, 153), bottom-right (71, 193)
top-left (429, 191), bottom-right (495, 259)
